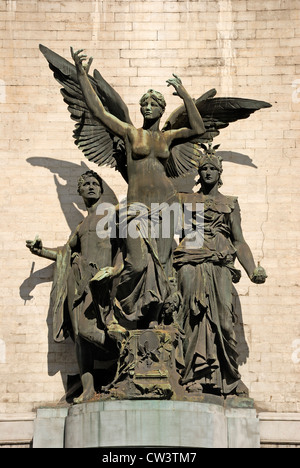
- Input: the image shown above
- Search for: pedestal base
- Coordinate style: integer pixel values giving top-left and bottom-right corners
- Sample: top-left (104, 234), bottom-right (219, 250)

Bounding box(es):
top-left (33, 398), bottom-right (260, 448)
top-left (104, 327), bottom-right (184, 400)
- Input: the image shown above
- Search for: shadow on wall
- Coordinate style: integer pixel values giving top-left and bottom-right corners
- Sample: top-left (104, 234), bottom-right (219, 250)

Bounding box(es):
top-left (218, 151), bottom-right (257, 168)
top-left (20, 157), bottom-right (119, 303)
top-left (27, 157), bottom-right (119, 231)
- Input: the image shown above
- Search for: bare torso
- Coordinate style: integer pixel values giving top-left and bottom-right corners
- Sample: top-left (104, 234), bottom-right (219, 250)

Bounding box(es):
top-left (126, 128), bottom-right (176, 207)
top-left (72, 213), bottom-right (114, 268)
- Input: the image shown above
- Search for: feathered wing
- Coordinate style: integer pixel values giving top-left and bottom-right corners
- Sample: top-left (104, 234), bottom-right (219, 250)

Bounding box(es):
top-left (39, 44), bottom-right (131, 181)
top-left (163, 89), bottom-right (272, 178)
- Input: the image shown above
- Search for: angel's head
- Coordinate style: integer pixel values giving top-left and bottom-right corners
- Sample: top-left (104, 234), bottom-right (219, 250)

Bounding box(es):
top-left (77, 170), bottom-right (103, 203)
top-left (140, 89), bottom-right (166, 120)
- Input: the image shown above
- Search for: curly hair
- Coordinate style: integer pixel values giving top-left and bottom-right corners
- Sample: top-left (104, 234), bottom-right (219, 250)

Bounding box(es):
top-left (77, 170), bottom-right (103, 195)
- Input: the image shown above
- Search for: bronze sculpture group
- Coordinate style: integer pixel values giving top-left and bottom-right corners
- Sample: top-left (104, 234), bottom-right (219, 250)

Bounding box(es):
top-left (26, 45), bottom-right (269, 403)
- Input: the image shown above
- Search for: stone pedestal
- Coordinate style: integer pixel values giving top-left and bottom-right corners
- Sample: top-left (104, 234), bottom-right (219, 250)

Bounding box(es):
top-left (104, 327), bottom-right (184, 400)
top-left (33, 398), bottom-right (260, 448)
top-left (32, 407), bottom-right (69, 448)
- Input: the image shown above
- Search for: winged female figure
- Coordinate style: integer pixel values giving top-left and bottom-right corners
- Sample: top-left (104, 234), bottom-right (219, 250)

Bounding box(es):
top-left (39, 44), bottom-right (271, 329)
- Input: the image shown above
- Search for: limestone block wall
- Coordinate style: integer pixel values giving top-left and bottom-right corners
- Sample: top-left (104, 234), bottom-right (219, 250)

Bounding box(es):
top-left (0, 0), bottom-right (299, 416)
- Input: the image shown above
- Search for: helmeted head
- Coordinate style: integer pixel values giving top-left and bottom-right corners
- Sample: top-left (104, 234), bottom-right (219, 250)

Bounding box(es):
top-left (197, 143), bottom-right (223, 187)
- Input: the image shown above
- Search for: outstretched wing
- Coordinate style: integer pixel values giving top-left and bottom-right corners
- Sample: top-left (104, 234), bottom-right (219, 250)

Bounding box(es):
top-left (195, 94), bottom-right (272, 140)
top-left (39, 44), bottom-right (131, 181)
top-left (163, 89), bottom-right (272, 178)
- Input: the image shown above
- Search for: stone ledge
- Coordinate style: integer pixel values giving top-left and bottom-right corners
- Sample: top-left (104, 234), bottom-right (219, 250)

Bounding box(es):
top-left (0, 413), bottom-right (35, 446)
top-left (259, 412), bottom-right (300, 446)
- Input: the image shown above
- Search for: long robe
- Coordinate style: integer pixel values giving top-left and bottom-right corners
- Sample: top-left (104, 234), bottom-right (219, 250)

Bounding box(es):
top-left (173, 192), bottom-right (242, 394)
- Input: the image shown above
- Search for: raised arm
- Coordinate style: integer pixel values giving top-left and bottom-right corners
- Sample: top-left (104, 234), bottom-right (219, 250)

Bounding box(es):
top-left (165, 74), bottom-right (205, 143)
top-left (71, 48), bottom-right (131, 139)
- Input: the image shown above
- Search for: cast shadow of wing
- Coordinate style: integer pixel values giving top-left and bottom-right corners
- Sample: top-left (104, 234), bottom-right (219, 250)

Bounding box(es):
top-left (217, 151), bottom-right (257, 168)
top-left (21, 157), bottom-right (119, 302)
top-left (26, 157), bottom-right (119, 232)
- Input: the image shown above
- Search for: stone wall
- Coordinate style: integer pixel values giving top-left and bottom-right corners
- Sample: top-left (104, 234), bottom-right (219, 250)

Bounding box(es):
top-left (0, 0), bottom-right (299, 417)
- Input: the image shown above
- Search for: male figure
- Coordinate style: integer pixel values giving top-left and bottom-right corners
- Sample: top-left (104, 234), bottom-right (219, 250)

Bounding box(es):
top-left (26, 170), bottom-right (123, 403)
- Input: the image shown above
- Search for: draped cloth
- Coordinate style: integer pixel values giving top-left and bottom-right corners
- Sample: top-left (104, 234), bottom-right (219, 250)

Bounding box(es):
top-left (50, 243), bottom-right (72, 342)
top-left (115, 199), bottom-right (176, 327)
top-left (49, 223), bottom-right (113, 343)
top-left (173, 193), bottom-right (242, 394)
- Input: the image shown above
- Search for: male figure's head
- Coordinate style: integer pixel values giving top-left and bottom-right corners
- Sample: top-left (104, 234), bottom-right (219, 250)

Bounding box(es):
top-left (77, 170), bottom-right (103, 206)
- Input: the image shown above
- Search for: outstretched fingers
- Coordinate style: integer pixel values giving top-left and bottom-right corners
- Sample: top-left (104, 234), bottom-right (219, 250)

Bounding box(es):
top-left (70, 47), bottom-right (93, 72)
top-left (71, 46), bottom-right (85, 60)
top-left (172, 73), bottom-right (182, 84)
top-left (166, 73), bottom-right (183, 96)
